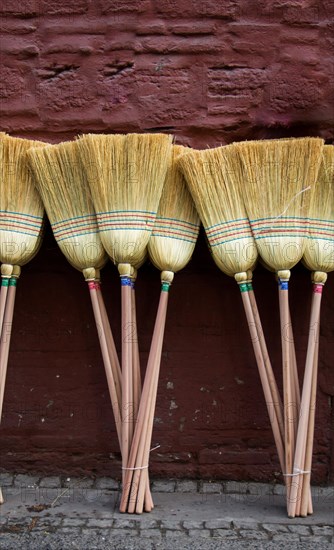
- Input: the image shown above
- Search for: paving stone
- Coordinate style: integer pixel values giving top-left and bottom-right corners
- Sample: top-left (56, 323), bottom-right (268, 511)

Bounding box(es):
top-left (151, 480), bottom-right (176, 493)
top-left (13, 474), bottom-right (40, 487)
top-left (175, 480), bottom-right (198, 493)
top-left (81, 528), bottom-right (113, 537)
top-left (272, 484), bottom-right (286, 496)
top-left (205, 518), bottom-right (233, 530)
top-left (59, 527), bottom-right (82, 534)
top-left (94, 477), bottom-right (119, 490)
top-left (138, 529), bottom-right (162, 538)
top-left (188, 529), bottom-right (212, 538)
top-left (201, 481), bottom-right (223, 494)
top-left (39, 476), bottom-right (62, 488)
top-left (63, 477), bottom-right (95, 488)
top-left (160, 519), bottom-right (183, 530)
top-left (301, 535), bottom-right (332, 543)
top-left (212, 529), bottom-right (240, 538)
top-left (311, 526), bottom-right (334, 536)
top-left (262, 523), bottom-right (290, 533)
top-left (100, 528), bottom-right (137, 536)
top-left (86, 519), bottom-right (113, 528)
top-left (272, 533), bottom-right (302, 542)
top-left (0, 473), bottom-right (14, 487)
top-left (183, 519), bottom-right (204, 529)
top-left (62, 518), bottom-right (86, 527)
top-left (137, 518), bottom-right (159, 529)
top-left (287, 524), bottom-right (312, 535)
top-left (113, 519), bottom-right (137, 529)
top-left (239, 529), bottom-right (269, 539)
top-left (232, 521), bottom-right (260, 530)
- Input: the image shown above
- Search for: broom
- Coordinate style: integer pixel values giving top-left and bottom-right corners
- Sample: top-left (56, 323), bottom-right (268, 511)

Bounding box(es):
top-left (120, 144), bottom-right (200, 514)
top-left (235, 137), bottom-right (324, 512)
top-left (178, 144), bottom-right (286, 480)
top-left (289, 145), bottom-right (334, 517)
top-left (0, 135), bottom-right (47, 505)
top-left (27, 141), bottom-right (125, 456)
top-left (76, 132), bottom-right (172, 507)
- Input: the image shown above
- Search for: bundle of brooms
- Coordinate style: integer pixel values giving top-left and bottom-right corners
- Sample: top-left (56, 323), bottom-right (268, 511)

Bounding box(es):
top-left (27, 141), bottom-right (124, 470)
top-left (288, 145), bottom-right (334, 517)
top-left (119, 145), bottom-right (200, 513)
top-left (76, 133), bottom-right (173, 513)
top-left (235, 137), bottom-right (324, 515)
top-left (178, 144), bottom-right (287, 486)
top-left (0, 134), bottom-right (47, 504)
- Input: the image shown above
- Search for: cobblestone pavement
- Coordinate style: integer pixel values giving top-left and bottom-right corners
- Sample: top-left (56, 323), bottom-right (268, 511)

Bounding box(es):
top-left (0, 474), bottom-right (333, 549)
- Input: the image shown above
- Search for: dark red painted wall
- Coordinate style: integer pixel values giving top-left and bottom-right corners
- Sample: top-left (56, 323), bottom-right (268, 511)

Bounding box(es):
top-left (0, 0), bottom-right (333, 483)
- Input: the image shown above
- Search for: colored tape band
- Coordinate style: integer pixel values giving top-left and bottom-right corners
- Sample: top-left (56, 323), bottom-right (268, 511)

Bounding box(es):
top-left (247, 283), bottom-right (253, 292)
top-left (161, 282), bottom-right (170, 292)
top-left (9, 278), bottom-right (17, 287)
top-left (279, 281), bottom-right (288, 290)
top-left (95, 282), bottom-right (101, 291)
top-left (1, 278), bottom-right (9, 287)
top-left (120, 276), bottom-right (132, 287)
top-left (88, 281), bottom-right (96, 290)
top-left (239, 283), bottom-right (249, 293)
top-left (313, 284), bottom-right (323, 294)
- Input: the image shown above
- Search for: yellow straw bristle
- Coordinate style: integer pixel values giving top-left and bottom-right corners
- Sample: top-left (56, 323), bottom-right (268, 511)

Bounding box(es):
top-left (178, 143), bottom-right (257, 278)
top-left (303, 145), bottom-right (334, 274)
top-left (235, 137), bottom-right (324, 273)
top-left (0, 135), bottom-right (47, 267)
top-left (27, 140), bottom-right (107, 274)
top-left (77, 133), bottom-right (173, 272)
top-left (148, 145), bottom-right (200, 278)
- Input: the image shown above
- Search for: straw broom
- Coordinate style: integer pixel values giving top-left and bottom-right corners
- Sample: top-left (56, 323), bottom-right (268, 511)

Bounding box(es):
top-left (120, 145), bottom-right (200, 514)
top-left (76, 132), bottom-right (172, 508)
top-left (0, 135), bottom-right (47, 505)
top-left (27, 141), bottom-right (125, 454)
top-left (235, 137), bottom-right (324, 512)
top-left (178, 144), bottom-right (288, 479)
top-left (289, 145), bottom-right (334, 517)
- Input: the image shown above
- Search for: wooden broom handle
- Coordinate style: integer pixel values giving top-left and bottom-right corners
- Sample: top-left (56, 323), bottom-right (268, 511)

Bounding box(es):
top-left (120, 276), bottom-right (133, 483)
top-left (0, 265), bottom-right (13, 339)
top-left (95, 282), bottom-right (121, 404)
top-left (238, 284), bottom-right (285, 473)
top-left (119, 286), bottom-right (169, 513)
top-left (300, 321), bottom-right (319, 517)
top-left (278, 276), bottom-right (295, 508)
top-left (288, 285), bottom-right (323, 517)
top-left (0, 278), bottom-right (18, 420)
top-left (131, 281), bottom-right (142, 422)
top-left (87, 282), bottom-right (122, 445)
top-left (248, 284), bottom-right (284, 438)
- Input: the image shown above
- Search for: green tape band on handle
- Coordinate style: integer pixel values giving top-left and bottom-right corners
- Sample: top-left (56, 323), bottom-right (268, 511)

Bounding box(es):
top-left (9, 278), bottom-right (17, 287)
top-left (239, 283), bottom-right (248, 293)
top-left (247, 283), bottom-right (253, 292)
top-left (1, 278), bottom-right (9, 287)
top-left (161, 282), bottom-right (170, 292)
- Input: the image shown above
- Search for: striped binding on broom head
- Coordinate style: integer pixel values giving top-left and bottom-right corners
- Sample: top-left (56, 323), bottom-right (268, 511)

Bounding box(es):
top-left (27, 140), bottom-right (107, 274)
top-left (77, 133), bottom-right (173, 272)
top-left (178, 143), bottom-right (257, 278)
top-left (148, 145), bottom-right (200, 281)
top-left (235, 138), bottom-right (324, 273)
top-left (303, 145), bottom-right (334, 274)
top-left (0, 135), bottom-right (47, 268)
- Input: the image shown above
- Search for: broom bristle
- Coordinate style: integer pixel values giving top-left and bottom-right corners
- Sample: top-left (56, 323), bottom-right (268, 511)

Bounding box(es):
top-left (303, 145), bottom-right (334, 274)
top-left (178, 143), bottom-right (257, 278)
top-left (235, 138), bottom-right (324, 273)
top-left (0, 135), bottom-right (47, 267)
top-left (27, 140), bottom-right (107, 273)
top-left (77, 133), bottom-right (173, 271)
top-left (148, 145), bottom-right (200, 277)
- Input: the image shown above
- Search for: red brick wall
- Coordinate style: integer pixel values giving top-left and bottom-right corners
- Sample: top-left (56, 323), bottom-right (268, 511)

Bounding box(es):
top-left (1, 0), bottom-right (334, 483)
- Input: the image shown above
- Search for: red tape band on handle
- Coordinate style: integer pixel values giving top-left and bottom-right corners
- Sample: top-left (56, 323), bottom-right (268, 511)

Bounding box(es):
top-left (313, 284), bottom-right (323, 294)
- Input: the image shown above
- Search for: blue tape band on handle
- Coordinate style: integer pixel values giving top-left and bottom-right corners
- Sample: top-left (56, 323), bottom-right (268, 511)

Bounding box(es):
top-left (280, 281), bottom-right (289, 290)
top-left (120, 276), bottom-right (132, 287)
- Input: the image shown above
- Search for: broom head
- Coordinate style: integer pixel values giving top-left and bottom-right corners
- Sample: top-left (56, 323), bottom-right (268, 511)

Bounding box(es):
top-left (148, 145), bottom-right (200, 282)
top-left (0, 135), bottom-right (47, 272)
top-left (27, 140), bottom-right (107, 277)
top-left (235, 137), bottom-right (324, 275)
top-left (77, 133), bottom-right (173, 276)
top-left (303, 145), bottom-right (334, 274)
top-left (178, 143), bottom-right (257, 279)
